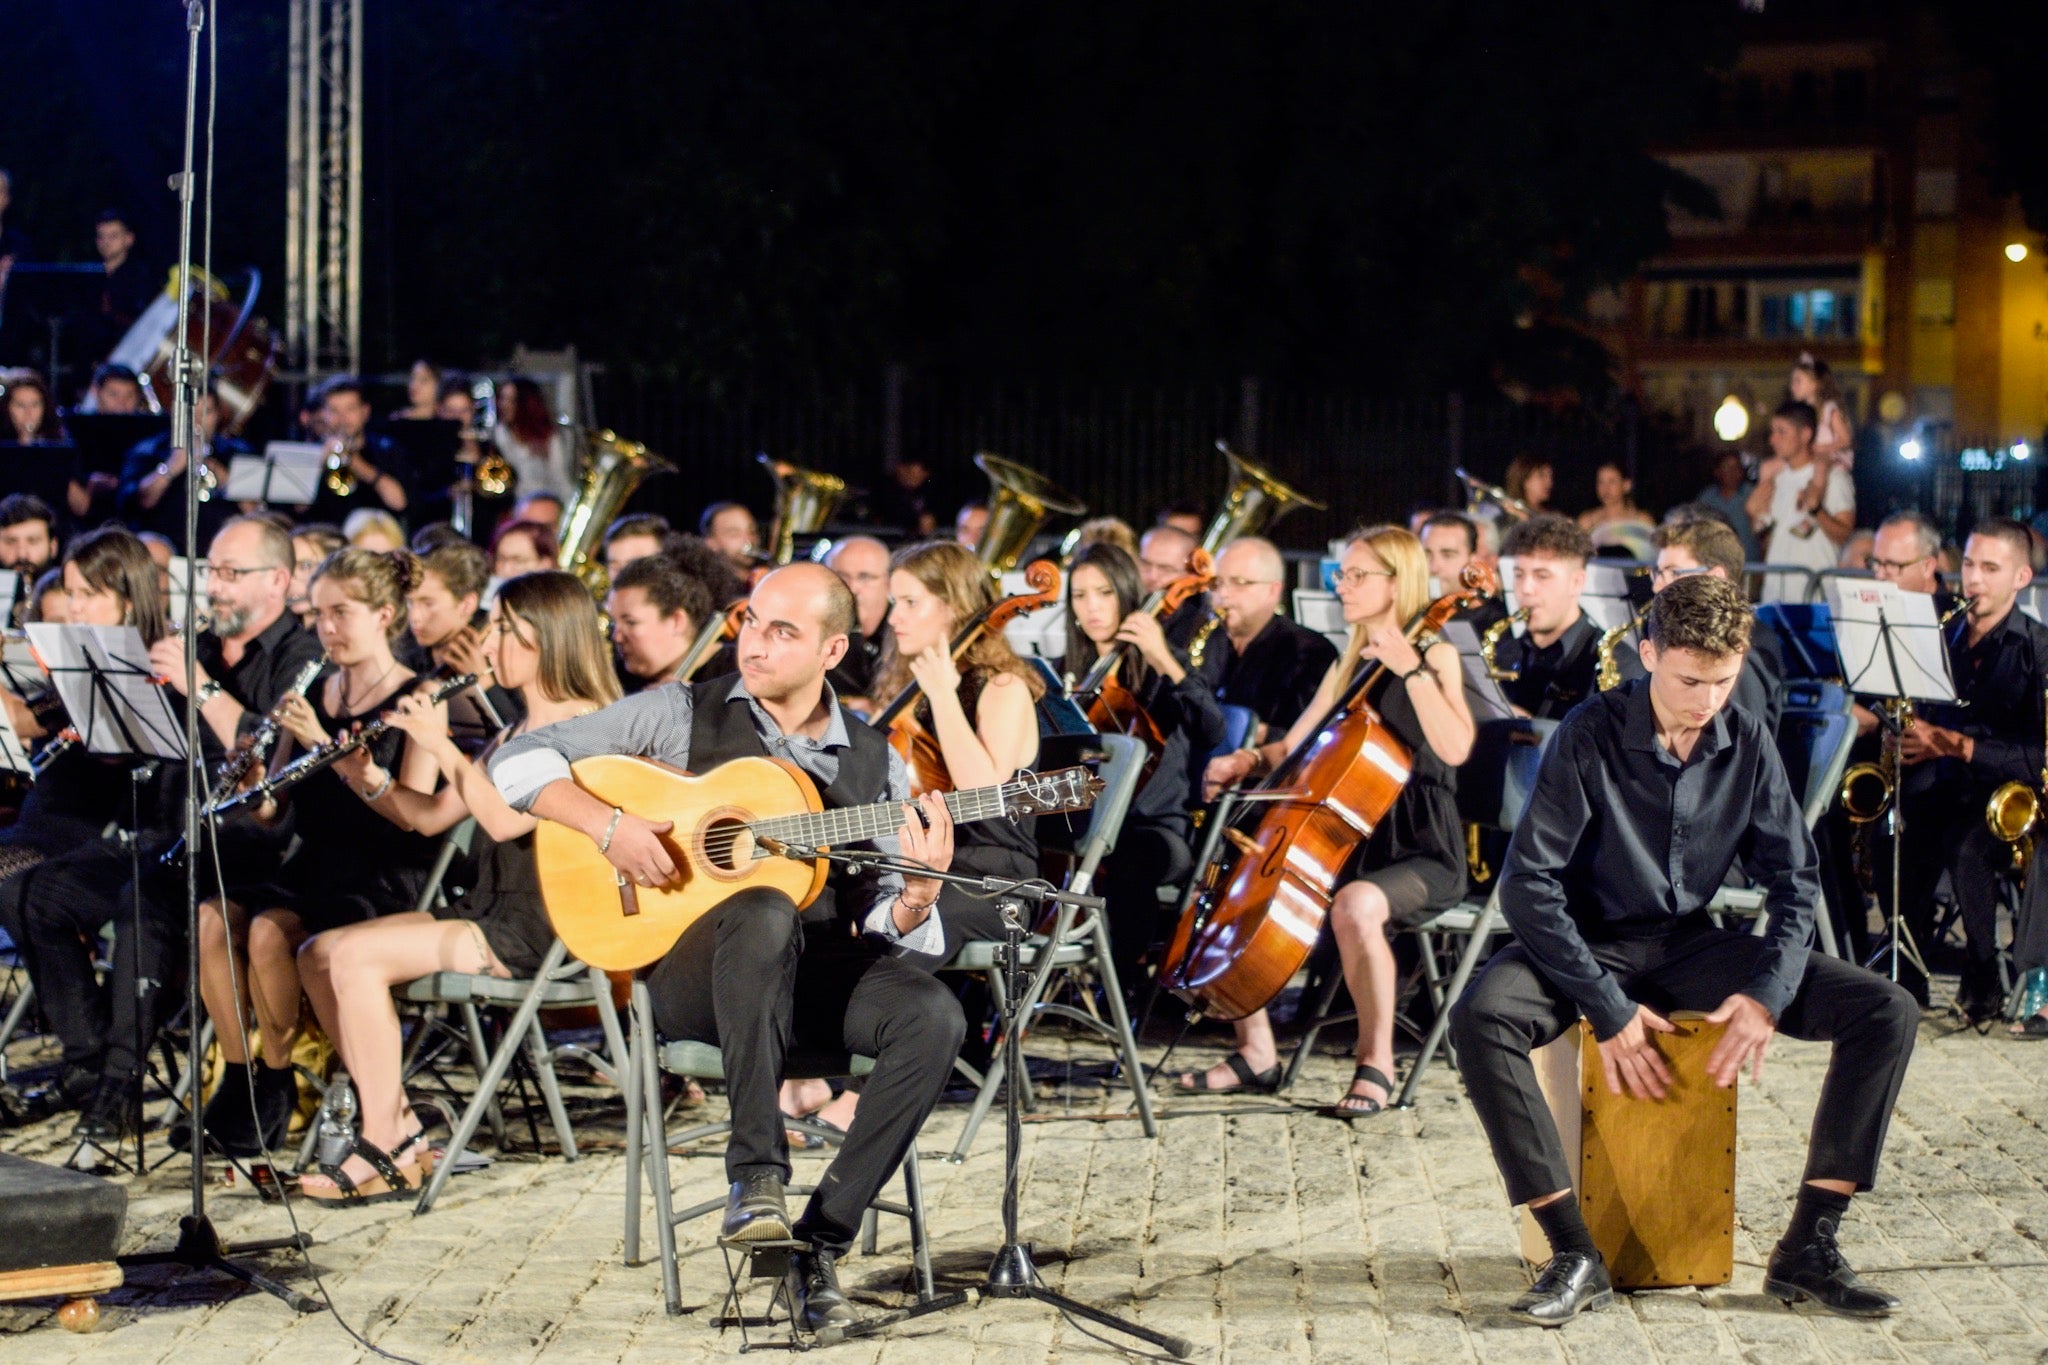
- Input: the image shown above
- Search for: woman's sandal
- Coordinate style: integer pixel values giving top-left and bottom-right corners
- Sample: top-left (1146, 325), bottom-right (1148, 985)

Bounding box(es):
top-left (1175, 1052), bottom-right (1283, 1094)
top-left (302, 1130), bottom-right (432, 1205)
top-left (1326, 1064), bottom-right (1393, 1118)
top-left (2009, 1013), bottom-right (2048, 1041)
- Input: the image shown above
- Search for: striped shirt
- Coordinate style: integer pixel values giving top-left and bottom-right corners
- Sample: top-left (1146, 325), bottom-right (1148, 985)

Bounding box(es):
top-left (489, 679), bottom-right (942, 956)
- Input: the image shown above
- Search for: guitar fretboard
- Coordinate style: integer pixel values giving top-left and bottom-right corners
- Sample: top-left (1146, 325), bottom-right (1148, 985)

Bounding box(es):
top-left (748, 781), bottom-right (1014, 850)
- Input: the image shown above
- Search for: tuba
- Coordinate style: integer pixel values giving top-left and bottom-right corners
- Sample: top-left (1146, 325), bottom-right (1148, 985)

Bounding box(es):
top-left (974, 453), bottom-right (1086, 575)
top-left (759, 454), bottom-right (847, 565)
top-left (557, 428), bottom-right (677, 599)
top-left (1199, 441), bottom-right (1327, 554)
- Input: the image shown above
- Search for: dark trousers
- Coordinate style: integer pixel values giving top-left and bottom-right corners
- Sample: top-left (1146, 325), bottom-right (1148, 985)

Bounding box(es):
top-left (1449, 920), bottom-right (1917, 1209)
top-left (1879, 789), bottom-right (2006, 969)
top-left (1097, 820), bottom-right (1193, 992)
top-left (644, 887), bottom-right (966, 1256)
top-left (0, 841), bottom-right (181, 1083)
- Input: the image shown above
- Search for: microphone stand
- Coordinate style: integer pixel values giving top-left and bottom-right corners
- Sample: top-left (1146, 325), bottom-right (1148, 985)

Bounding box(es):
top-left (117, 0), bottom-right (321, 1312)
top-left (764, 842), bottom-right (1192, 1357)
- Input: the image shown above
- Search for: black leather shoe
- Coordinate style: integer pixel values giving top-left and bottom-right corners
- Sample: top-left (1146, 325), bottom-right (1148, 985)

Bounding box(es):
top-left (719, 1172), bottom-right (790, 1242)
top-left (72, 1078), bottom-right (140, 1144)
top-left (788, 1247), bottom-right (856, 1333)
top-left (1509, 1250), bottom-right (1613, 1326)
top-left (21, 1064), bottom-right (99, 1119)
top-left (1765, 1237), bottom-right (1899, 1318)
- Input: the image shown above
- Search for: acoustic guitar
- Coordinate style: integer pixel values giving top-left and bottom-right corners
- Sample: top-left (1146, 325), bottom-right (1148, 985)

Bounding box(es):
top-left (535, 754), bottom-right (1103, 969)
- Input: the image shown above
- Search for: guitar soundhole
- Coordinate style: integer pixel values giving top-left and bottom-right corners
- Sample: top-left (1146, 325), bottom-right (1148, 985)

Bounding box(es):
top-left (700, 814), bottom-right (752, 874)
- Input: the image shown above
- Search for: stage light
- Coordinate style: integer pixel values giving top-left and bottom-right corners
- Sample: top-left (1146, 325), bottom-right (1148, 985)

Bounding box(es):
top-left (2007, 243), bottom-right (2030, 263)
top-left (2015, 441), bottom-right (2032, 462)
top-left (1899, 437), bottom-right (1923, 462)
top-left (1712, 395), bottom-right (1750, 442)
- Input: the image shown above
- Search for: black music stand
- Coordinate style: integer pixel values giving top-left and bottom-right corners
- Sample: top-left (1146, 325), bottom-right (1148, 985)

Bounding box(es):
top-left (1826, 580), bottom-right (1957, 985)
top-left (28, 624), bottom-right (187, 1173)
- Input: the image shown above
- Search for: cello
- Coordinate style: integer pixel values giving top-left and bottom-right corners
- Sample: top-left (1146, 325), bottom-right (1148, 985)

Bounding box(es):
top-left (1066, 548), bottom-right (1215, 785)
top-left (1158, 563), bottom-right (1496, 1020)
top-left (871, 559), bottom-right (1063, 793)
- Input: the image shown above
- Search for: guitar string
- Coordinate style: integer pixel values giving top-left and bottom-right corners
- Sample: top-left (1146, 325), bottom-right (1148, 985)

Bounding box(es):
top-left (688, 776), bottom-right (1080, 860)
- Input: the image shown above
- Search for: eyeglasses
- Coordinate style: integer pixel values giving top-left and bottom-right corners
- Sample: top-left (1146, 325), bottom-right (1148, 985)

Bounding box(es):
top-left (1330, 568), bottom-right (1394, 588)
top-left (1870, 555), bottom-right (1933, 575)
top-left (206, 563), bottom-right (284, 583)
top-left (1219, 575), bottom-right (1284, 589)
top-left (1651, 564), bottom-right (1711, 584)
top-left (1139, 560), bottom-right (1188, 576)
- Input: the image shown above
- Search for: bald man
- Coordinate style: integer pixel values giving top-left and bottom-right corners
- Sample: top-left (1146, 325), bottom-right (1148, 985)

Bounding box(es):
top-left (1139, 524), bottom-right (1210, 648)
top-left (825, 535), bottom-right (893, 699)
top-left (1195, 536), bottom-right (1336, 744)
top-left (492, 563), bottom-right (964, 1332)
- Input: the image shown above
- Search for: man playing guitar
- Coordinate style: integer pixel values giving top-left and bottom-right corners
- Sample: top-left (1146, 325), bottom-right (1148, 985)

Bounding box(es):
top-left (489, 563), bottom-right (963, 1334)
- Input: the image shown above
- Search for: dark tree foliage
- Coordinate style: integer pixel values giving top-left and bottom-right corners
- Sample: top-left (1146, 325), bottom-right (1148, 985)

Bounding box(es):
top-left (0, 1), bottom-right (1734, 396)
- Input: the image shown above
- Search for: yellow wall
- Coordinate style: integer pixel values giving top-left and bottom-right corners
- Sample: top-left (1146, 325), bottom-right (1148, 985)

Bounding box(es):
top-left (1997, 226), bottom-right (2048, 443)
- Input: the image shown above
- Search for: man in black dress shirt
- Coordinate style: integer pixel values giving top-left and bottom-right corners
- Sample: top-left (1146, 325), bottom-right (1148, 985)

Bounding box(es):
top-left (305, 379), bottom-right (411, 524)
top-left (88, 211), bottom-right (157, 363)
top-left (1888, 518), bottom-right (2048, 1019)
top-left (1138, 523), bottom-right (1210, 648)
top-left (1651, 516), bottom-right (1782, 733)
top-left (824, 535), bottom-right (892, 701)
top-left (116, 390), bottom-right (247, 552)
top-left (1422, 511), bottom-right (1506, 634)
top-left (1496, 515), bottom-right (1639, 719)
top-left (1194, 535), bottom-right (1335, 747)
top-left (1450, 574), bottom-right (1916, 1325)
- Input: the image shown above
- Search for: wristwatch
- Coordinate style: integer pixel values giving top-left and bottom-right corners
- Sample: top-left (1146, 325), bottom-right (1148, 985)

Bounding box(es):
top-left (193, 680), bottom-right (223, 707)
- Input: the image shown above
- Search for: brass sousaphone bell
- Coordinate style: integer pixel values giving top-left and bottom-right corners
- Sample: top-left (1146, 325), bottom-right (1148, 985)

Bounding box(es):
top-left (1201, 441), bottom-right (1327, 553)
top-left (974, 453), bottom-right (1087, 575)
top-left (759, 454), bottom-right (848, 565)
top-left (558, 428), bottom-right (677, 599)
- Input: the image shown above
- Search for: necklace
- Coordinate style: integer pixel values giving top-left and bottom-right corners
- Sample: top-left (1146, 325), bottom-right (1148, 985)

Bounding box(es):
top-left (338, 657), bottom-right (401, 716)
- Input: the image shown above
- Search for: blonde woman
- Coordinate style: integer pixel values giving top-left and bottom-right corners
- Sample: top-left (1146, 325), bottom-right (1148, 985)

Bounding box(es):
top-left (1183, 525), bottom-right (1474, 1114)
top-left (296, 572), bottom-right (621, 1202)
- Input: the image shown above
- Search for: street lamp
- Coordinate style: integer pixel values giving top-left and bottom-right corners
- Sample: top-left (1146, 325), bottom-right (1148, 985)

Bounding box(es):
top-left (2007, 243), bottom-right (2030, 263)
top-left (1712, 394), bottom-right (1750, 442)
top-left (1899, 437), bottom-right (1924, 461)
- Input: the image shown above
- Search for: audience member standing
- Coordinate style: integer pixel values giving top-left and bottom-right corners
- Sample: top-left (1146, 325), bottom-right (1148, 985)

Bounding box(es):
top-left (1694, 449), bottom-right (1761, 562)
top-left (1749, 400), bottom-right (1854, 603)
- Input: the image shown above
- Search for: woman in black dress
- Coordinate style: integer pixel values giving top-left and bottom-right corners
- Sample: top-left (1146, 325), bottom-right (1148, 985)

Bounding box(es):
top-left (295, 571), bottom-right (621, 1201)
top-left (1180, 525), bottom-right (1474, 1114)
top-left (194, 548), bottom-right (441, 1156)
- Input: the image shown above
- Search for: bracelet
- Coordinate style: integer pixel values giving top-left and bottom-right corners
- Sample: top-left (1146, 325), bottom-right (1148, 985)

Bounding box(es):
top-left (1400, 664), bottom-right (1431, 683)
top-left (193, 680), bottom-right (223, 707)
top-left (359, 769), bottom-right (394, 803)
top-left (598, 806), bottom-right (624, 854)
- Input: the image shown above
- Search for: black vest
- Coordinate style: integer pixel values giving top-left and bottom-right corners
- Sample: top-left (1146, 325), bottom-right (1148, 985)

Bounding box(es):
top-left (687, 675), bottom-right (890, 926)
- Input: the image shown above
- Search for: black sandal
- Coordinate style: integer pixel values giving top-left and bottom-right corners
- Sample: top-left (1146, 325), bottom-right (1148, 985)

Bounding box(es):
top-left (1327, 1064), bottom-right (1392, 1118)
top-left (1175, 1052), bottom-right (1282, 1094)
top-left (2010, 1013), bottom-right (2048, 1041)
top-left (303, 1131), bottom-right (430, 1205)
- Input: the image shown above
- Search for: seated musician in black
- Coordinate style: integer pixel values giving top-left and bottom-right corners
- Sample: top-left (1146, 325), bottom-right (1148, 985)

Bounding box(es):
top-left (606, 551), bottom-right (715, 692)
top-left (1886, 518), bottom-right (2048, 1021)
top-left (489, 563), bottom-right (963, 1334)
top-left (1421, 510), bottom-right (1506, 634)
top-left (116, 388), bottom-right (247, 553)
top-left (304, 379), bottom-right (412, 524)
top-left (1187, 526), bottom-right (1474, 1110)
top-left (1062, 542), bottom-right (1227, 991)
top-left (1450, 574), bottom-right (1917, 1325)
top-left (401, 540), bottom-right (524, 746)
top-left (1650, 516), bottom-right (1782, 732)
top-left (1196, 535), bottom-right (1337, 795)
top-left (1495, 515), bottom-right (1640, 719)
top-left (823, 535), bottom-right (893, 701)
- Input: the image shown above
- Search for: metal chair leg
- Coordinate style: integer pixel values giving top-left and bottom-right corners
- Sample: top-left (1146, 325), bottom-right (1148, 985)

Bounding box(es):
top-left (526, 1012), bottom-right (577, 1162)
top-left (1086, 913), bottom-right (1156, 1137)
top-left (1393, 901), bottom-right (1498, 1109)
top-left (622, 982), bottom-right (646, 1264)
top-left (640, 986), bottom-right (683, 1315)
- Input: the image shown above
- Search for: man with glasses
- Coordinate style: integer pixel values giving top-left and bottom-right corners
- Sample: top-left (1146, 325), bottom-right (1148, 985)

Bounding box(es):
top-left (824, 535), bottom-right (893, 699)
top-left (1137, 523), bottom-right (1210, 648)
top-left (1194, 535), bottom-right (1335, 753)
top-left (1495, 516), bottom-right (1636, 719)
top-left (1653, 517), bottom-right (1783, 733)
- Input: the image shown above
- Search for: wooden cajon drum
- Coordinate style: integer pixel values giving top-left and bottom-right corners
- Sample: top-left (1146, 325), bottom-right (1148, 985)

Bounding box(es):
top-left (0, 1153), bottom-right (126, 1331)
top-left (1516, 1012), bottom-right (1736, 1289)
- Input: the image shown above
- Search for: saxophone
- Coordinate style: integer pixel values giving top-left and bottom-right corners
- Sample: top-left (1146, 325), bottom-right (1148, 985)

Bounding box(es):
top-left (1479, 608), bottom-right (1527, 680)
top-left (1186, 608), bottom-right (1226, 668)
top-left (1595, 605), bottom-right (1652, 692)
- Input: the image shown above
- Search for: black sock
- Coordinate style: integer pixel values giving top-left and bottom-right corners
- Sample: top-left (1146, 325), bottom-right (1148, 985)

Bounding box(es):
top-left (1531, 1193), bottom-right (1597, 1258)
top-left (1782, 1184), bottom-right (1852, 1248)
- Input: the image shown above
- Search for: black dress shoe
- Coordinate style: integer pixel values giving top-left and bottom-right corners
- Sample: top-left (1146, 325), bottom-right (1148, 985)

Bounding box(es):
top-left (719, 1172), bottom-right (791, 1242)
top-left (1509, 1250), bottom-right (1613, 1326)
top-left (21, 1064), bottom-right (99, 1119)
top-left (788, 1247), bottom-right (856, 1333)
top-left (72, 1078), bottom-right (140, 1144)
top-left (1765, 1237), bottom-right (1899, 1318)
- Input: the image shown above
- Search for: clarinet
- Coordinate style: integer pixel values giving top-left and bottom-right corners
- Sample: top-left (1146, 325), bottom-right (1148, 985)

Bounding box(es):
top-left (209, 672), bottom-right (478, 818)
top-left (208, 655), bottom-right (329, 801)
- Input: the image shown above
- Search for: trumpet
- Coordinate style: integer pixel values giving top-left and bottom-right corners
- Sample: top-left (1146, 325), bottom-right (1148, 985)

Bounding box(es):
top-left (1479, 607), bottom-right (1528, 681)
top-left (323, 435), bottom-right (361, 498)
top-left (1455, 467), bottom-right (1530, 521)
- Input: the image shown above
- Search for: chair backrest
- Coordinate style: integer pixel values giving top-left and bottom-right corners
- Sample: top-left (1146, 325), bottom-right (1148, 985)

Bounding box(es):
top-left (1776, 707), bottom-right (1856, 831)
top-left (1209, 704), bottom-right (1257, 761)
top-left (1069, 733), bottom-right (1146, 895)
top-left (1458, 717), bottom-right (1561, 832)
top-left (413, 818), bottom-right (479, 914)
top-left (1780, 678), bottom-right (1849, 719)
top-left (1498, 718), bottom-right (1560, 833)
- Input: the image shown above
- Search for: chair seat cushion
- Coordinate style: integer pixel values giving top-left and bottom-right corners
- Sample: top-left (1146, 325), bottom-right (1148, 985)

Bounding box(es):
top-left (399, 971), bottom-right (596, 1007)
top-left (659, 1039), bottom-right (875, 1081)
top-left (0, 1154), bottom-right (125, 1274)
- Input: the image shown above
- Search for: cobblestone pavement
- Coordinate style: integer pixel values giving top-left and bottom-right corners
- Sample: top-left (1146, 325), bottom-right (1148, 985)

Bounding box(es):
top-left (3, 995), bottom-right (2047, 1363)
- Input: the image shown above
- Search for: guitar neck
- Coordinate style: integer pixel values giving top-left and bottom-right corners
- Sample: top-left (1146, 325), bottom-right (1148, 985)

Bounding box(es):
top-left (750, 781), bottom-right (1012, 850)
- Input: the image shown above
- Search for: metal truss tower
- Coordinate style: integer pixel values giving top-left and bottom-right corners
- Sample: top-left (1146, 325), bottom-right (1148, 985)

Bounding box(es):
top-left (285, 0), bottom-right (362, 379)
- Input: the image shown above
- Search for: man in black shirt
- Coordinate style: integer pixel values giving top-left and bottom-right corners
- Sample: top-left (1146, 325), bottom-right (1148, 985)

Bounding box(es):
top-left (1888, 518), bottom-right (2048, 1019)
top-left (116, 390), bottom-right (247, 552)
top-left (1422, 510), bottom-right (1506, 634)
top-left (1496, 515), bottom-right (1640, 718)
top-left (89, 211), bottom-right (157, 363)
top-left (824, 535), bottom-right (892, 700)
top-left (1138, 524), bottom-right (1210, 649)
top-left (1451, 575), bottom-right (1916, 1325)
top-left (305, 379), bottom-right (412, 524)
top-left (1651, 517), bottom-right (1783, 733)
top-left (1195, 535), bottom-right (1335, 747)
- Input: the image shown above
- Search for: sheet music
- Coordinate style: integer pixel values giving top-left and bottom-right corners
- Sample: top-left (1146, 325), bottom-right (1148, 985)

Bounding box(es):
top-left (1291, 589), bottom-right (1349, 651)
top-left (1440, 620), bottom-right (1515, 722)
top-left (1822, 578), bottom-right (1955, 704)
top-left (995, 570), bottom-right (1068, 659)
top-left (0, 698), bottom-right (29, 776)
top-left (24, 623), bottom-right (187, 760)
top-left (239, 443), bottom-right (327, 505)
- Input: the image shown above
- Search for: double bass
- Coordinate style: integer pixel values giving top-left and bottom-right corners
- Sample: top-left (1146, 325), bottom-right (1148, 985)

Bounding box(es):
top-left (1159, 563), bottom-right (1496, 1020)
top-left (1066, 548), bottom-right (1215, 785)
top-left (870, 560), bottom-right (1063, 793)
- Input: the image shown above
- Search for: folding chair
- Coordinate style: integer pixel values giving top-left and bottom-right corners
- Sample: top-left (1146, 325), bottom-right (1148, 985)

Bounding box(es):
top-left (620, 982), bottom-right (937, 1317)
top-left (1282, 718), bottom-right (1560, 1103)
top-left (936, 731), bottom-right (1154, 1162)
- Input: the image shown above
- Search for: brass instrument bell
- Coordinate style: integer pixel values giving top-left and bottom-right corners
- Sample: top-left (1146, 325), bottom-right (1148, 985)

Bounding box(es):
top-left (974, 453), bottom-right (1087, 576)
top-left (759, 454), bottom-right (848, 566)
top-left (1200, 441), bottom-right (1327, 554)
